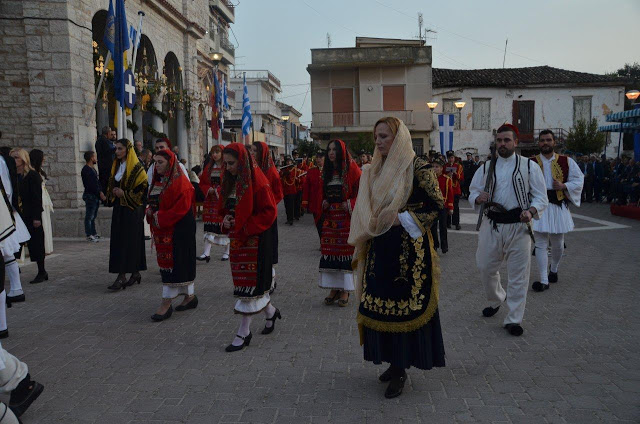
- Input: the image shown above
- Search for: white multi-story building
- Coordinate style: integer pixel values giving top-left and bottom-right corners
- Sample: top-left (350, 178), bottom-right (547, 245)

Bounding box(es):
top-left (429, 66), bottom-right (626, 157)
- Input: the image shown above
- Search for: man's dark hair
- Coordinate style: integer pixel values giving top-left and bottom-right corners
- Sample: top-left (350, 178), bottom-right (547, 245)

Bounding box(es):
top-left (101, 126), bottom-right (111, 136)
top-left (539, 129), bottom-right (555, 141)
top-left (497, 125), bottom-right (517, 139)
top-left (191, 165), bottom-right (201, 175)
top-left (84, 151), bottom-right (95, 162)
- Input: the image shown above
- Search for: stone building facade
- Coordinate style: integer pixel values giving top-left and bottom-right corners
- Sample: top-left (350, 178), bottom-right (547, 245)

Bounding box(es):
top-left (0, 0), bottom-right (236, 236)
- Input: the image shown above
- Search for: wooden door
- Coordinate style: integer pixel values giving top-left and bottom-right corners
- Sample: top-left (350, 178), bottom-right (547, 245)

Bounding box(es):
top-left (512, 100), bottom-right (535, 141)
top-left (332, 88), bottom-right (354, 126)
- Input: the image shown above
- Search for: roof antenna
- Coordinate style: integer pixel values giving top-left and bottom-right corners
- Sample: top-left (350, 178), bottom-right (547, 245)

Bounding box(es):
top-left (502, 38), bottom-right (508, 68)
top-left (326, 33), bottom-right (331, 48)
top-left (418, 13), bottom-right (423, 43)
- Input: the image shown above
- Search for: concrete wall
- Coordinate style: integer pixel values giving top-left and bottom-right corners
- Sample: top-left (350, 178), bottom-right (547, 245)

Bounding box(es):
top-left (429, 85), bottom-right (626, 157)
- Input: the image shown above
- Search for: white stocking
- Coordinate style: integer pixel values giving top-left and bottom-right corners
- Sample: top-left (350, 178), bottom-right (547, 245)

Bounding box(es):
top-left (222, 244), bottom-right (230, 258)
top-left (264, 303), bottom-right (276, 328)
top-left (4, 256), bottom-right (22, 297)
top-left (533, 232), bottom-right (549, 285)
top-left (0, 291), bottom-right (6, 331)
top-left (232, 315), bottom-right (252, 346)
top-left (200, 241), bottom-right (212, 258)
top-left (549, 233), bottom-right (565, 273)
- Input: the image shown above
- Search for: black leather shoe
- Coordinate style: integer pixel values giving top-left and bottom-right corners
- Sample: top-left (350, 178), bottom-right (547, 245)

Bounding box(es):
top-left (107, 276), bottom-right (126, 291)
top-left (482, 306), bottom-right (500, 317)
top-left (455, 225), bottom-right (461, 230)
top-left (548, 271), bottom-right (558, 283)
top-left (505, 323), bottom-right (524, 336)
top-left (441, 248), bottom-right (448, 254)
top-left (123, 273), bottom-right (141, 288)
top-left (196, 255), bottom-right (211, 263)
top-left (379, 366), bottom-right (393, 383)
top-left (225, 332), bottom-right (252, 352)
top-left (10, 378), bottom-right (44, 418)
top-left (0, 330), bottom-right (8, 339)
top-left (384, 370), bottom-right (407, 399)
top-left (532, 281), bottom-right (549, 292)
top-left (261, 308), bottom-right (281, 335)
top-left (29, 272), bottom-right (48, 284)
top-left (7, 294), bottom-right (25, 303)
top-left (175, 295), bottom-right (198, 312)
top-left (151, 305), bottom-right (173, 322)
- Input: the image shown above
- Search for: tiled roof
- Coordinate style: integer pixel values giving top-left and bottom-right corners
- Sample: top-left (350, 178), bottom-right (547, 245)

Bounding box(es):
top-left (433, 66), bottom-right (626, 88)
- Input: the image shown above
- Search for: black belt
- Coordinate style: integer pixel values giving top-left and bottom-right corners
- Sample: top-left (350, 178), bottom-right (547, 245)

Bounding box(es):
top-left (547, 190), bottom-right (568, 207)
top-left (486, 207), bottom-right (522, 224)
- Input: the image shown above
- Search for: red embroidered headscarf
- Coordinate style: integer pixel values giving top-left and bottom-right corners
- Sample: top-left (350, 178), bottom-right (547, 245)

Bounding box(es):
top-left (324, 139), bottom-right (361, 199)
top-left (151, 149), bottom-right (194, 209)
top-left (200, 144), bottom-right (223, 192)
top-left (254, 141), bottom-right (283, 204)
top-left (221, 143), bottom-right (271, 232)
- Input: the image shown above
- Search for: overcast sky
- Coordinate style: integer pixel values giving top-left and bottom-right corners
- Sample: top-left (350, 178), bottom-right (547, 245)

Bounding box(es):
top-left (232, 0), bottom-right (639, 124)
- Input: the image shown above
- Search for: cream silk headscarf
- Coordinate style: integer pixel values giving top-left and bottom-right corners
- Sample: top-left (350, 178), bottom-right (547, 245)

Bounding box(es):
top-left (348, 119), bottom-right (416, 298)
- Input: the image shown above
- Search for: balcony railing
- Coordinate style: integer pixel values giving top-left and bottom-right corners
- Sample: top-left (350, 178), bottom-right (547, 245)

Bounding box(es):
top-left (220, 35), bottom-right (235, 56)
top-left (312, 110), bottom-right (414, 129)
top-left (519, 128), bottom-right (569, 144)
top-left (209, 0), bottom-right (235, 22)
top-left (231, 70), bottom-right (281, 91)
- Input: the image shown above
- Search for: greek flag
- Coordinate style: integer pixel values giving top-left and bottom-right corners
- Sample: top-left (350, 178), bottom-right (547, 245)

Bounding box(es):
top-left (129, 24), bottom-right (140, 50)
top-left (438, 114), bottom-right (455, 154)
top-left (223, 75), bottom-right (230, 110)
top-left (242, 74), bottom-right (252, 137)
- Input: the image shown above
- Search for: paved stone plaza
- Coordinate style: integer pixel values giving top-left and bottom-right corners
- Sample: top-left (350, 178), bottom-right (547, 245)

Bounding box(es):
top-left (2, 203), bottom-right (639, 423)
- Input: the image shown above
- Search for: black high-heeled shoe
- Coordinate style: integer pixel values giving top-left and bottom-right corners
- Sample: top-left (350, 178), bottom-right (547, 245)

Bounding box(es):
top-left (225, 332), bottom-right (252, 352)
top-left (151, 305), bottom-right (173, 322)
top-left (0, 329), bottom-right (8, 339)
top-left (107, 275), bottom-right (127, 291)
top-left (175, 295), bottom-right (198, 311)
top-left (196, 255), bottom-right (211, 263)
top-left (123, 273), bottom-right (141, 288)
top-left (261, 308), bottom-right (281, 335)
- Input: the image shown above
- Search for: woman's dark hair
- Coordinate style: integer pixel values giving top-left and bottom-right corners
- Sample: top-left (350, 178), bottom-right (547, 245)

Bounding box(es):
top-left (115, 138), bottom-right (128, 148)
top-left (191, 165), bottom-right (201, 175)
top-left (322, 140), bottom-right (344, 186)
top-left (29, 149), bottom-right (47, 179)
top-left (252, 142), bottom-right (264, 168)
top-left (220, 147), bottom-right (239, 205)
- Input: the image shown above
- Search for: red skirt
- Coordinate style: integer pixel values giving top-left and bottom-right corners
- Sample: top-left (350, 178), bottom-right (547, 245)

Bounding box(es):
top-left (230, 229), bottom-right (273, 299)
top-left (203, 194), bottom-right (223, 234)
top-left (320, 203), bottom-right (354, 272)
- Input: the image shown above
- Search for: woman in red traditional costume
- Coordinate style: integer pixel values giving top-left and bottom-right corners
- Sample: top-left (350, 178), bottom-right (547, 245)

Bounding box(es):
top-left (280, 157), bottom-right (297, 225)
top-left (219, 143), bottom-right (281, 352)
top-left (146, 150), bottom-right (197, 322)
top-left (251, 142), bottom-right (283, 283)
top-left (303, 153), bottom-right (325, 239)
top-left (319, 140), bottom-right (361, 306)
top-left (197, 145), bottom-right (229, 262)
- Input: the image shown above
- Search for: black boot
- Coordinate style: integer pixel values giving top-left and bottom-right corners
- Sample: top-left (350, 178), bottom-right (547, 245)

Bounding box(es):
top-left (29, 260), bottom-right (48, 284)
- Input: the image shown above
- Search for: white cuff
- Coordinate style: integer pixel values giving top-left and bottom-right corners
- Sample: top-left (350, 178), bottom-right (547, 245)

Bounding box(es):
top-left (398, 211), bottom-right (422, 239)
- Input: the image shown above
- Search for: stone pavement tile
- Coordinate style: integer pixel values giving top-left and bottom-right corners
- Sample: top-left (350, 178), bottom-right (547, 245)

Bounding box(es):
top-left (468, 405), bottom-right (509, 421)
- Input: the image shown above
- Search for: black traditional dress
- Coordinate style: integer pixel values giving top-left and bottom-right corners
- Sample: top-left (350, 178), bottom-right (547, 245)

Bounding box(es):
top-left (357, 157), bottom-right (445, 370)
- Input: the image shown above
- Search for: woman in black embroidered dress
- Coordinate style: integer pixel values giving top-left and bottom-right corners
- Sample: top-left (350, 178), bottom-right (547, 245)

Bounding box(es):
top-left (349, 117), bottom-right (445, 399)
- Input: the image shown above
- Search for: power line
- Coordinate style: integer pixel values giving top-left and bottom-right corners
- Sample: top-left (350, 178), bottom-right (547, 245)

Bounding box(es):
top-left (299, 85), bottom-right (311, 111)
top-left (277, 91), bottom-right (309, 100)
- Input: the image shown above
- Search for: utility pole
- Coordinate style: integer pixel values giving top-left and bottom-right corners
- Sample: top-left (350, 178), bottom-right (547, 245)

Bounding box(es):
top-left (418, 13), bottom-right (423, 43)
top-left (502, 38), bottom-right (508, 68)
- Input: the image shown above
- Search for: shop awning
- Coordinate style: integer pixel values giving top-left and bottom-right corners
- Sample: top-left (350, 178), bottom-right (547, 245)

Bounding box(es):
top-left (598, 122), bottom-right (640, 132)
top-left (605, 108), bottom-right (640, 122)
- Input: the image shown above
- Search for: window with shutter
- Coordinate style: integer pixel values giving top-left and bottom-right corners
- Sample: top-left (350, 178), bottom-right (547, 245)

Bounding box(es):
top-left (472, 98), bottom-right (491, 130)
top-left (443, 99), bottom-right (461, 130)
top-left (383, 86), bottom-right (405, 111)
top-left (573, 97), bottom-right (592, 126)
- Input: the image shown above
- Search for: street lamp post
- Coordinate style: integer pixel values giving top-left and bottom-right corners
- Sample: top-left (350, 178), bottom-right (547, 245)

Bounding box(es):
top-left (281, 115), bottom-right (290, 156)
top-left (454, 101), bottom-right (466, 154)
top-left (626, 90), bottom-right (640, 160)
top-left (427, 102), bottom-right (438, 153)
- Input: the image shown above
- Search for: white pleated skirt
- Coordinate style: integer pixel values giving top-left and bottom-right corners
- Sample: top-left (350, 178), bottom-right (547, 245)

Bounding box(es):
top-left (533, 203), bottom-right (574, 234)
top-left (318, 271), bottom-right (355, 292)
top-left (204, 233), bottom-right (229, 246)
top-left (1, 212), bottom-right (30, 256)
top-left (234, 293), bottom-right (270, 315)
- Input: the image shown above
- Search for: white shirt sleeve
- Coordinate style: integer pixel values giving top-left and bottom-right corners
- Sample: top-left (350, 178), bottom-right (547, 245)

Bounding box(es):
top-left (0, 157), bottom-right (12, 199)
top-left (179, 163), bottom-right (189, 178)
top-left (565, 157), bottom-right (584, 207)
top-left (468, 164), bottom-right (486, 212)
top-left (527, 160), bottom-right (548, 219)
top-left (147, 163), bottom-right (155, 188)
top-left (397, 211), bottom-right (423, 239)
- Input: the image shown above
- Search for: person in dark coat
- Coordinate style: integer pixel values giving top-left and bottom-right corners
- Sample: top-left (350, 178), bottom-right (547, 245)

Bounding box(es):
top-left (10, 149), bottom-right (47, 284)
top-left (95, 126), bottom-right (115, 201)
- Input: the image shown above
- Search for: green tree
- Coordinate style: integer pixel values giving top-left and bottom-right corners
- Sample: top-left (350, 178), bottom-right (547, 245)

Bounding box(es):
top-left (348, 132), bottom-right (374, 156)
top-left (296, 139), bottom-right (321, 157)
top-left (565, 118), bottom-right (606, 154)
